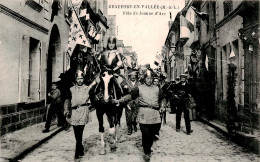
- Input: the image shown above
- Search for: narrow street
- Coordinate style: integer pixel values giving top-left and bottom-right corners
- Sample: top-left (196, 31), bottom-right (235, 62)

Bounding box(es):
top-left (22, 109), bottom-right (260, 162)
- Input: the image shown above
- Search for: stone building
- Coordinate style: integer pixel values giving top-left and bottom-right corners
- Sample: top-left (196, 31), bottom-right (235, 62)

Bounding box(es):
top-left (214, 0), bottom-right (259, 131)
top-left (0, 0), bottom-right (109, 136)
top-left (164, 0), bottom-right (259, 151)
top-left (0, 0), bottom-right (71, 135)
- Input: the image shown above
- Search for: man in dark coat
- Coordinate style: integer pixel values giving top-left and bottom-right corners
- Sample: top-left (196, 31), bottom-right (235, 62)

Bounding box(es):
top-left (168, 80), bottom-right (178, 114)
top-left (175, 74), bottom-right (193, 135)
top-left (123, 71), bottom-right (139, 135)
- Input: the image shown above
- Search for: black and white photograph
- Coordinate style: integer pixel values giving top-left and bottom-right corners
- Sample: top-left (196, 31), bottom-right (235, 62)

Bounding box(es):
top-left (0, 0), bottom-right (260, 161)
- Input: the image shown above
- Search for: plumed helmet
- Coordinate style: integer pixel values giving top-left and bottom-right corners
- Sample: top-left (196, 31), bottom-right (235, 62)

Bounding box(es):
top-left (75, 70), bottom-right (84, 79)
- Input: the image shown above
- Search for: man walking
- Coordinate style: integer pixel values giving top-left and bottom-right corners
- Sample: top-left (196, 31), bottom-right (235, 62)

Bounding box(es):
top-left (175, 74), bottom-right (193, 135)
top-left (125, 71), bottom-right (139, 135)
top-left (169, 80), bottom-right (178, 114)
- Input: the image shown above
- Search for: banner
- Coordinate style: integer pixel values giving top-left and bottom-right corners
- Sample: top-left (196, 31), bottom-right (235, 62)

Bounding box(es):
top-left (66, 8), bottom-right (91, 57)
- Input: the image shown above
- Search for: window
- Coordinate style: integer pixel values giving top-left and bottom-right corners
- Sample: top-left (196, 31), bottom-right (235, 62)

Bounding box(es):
top-left (223, 0), bottom-right (233, 17)
top-left (28, 38), bottom-right (41, 101)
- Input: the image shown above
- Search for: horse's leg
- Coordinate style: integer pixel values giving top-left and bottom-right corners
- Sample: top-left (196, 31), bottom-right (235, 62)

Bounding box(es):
top-left (96, 107), bottom-right (106, 155)
top-left (106, 110), bottom-right (117, 149)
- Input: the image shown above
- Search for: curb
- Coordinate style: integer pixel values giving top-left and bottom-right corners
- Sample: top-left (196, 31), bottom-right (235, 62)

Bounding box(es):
top-left (198, 116), bottom-right (230, 137)
top-left (11, 127), bottom-right (66, 162)
top-left (10, 108), bottom-right (96, 161)
top-left (198, 116), bottom-right (260, 155)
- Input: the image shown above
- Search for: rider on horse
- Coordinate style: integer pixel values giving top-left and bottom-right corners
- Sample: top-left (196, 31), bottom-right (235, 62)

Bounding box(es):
top-left (89, 36), bottom-right (127, 155)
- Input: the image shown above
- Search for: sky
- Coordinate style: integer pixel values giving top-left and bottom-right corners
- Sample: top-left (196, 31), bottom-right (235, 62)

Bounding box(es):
top-left (107, 0), bottom-right (185, 68)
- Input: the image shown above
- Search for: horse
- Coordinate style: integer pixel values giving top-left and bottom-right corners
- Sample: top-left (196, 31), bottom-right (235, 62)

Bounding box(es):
top-left (89, 68), bottom-right (125, 155)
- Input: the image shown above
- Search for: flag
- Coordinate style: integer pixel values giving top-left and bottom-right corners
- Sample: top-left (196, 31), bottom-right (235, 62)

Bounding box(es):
top-left (180, 15), bottom-right (194, 38)
top-left (88, 26), bottom-right (94, 36)
top-left (156, 54), bottom-right (162, 61)
top-left (79, 8), bottom-right (89, 20)
top-left (191, 6), bottom-right (209, 25)
top-left (229, 48), bottom-right (235, 58)
top-left (205, 54), bottom-right (209, 71)
top-left (66, 8), bottom-right (91, 56)
top-left (91, 30), bottom-right (97, 38)
top-left (94, 32), bottom-right (101, 41)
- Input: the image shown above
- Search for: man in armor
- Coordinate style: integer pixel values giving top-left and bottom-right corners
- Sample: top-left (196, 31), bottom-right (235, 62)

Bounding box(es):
top-left (95, 37), bottom-right (125, 94)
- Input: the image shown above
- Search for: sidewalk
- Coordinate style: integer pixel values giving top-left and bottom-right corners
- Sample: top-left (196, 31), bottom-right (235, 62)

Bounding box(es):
top-left (199, 116), bottom-right (260, 155)
top-left (0, 121), bottom-right (65, 161)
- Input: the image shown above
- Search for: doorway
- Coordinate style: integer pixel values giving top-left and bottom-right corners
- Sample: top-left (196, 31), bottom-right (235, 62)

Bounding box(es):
top-left (46, 25), bottom-right (61, 103)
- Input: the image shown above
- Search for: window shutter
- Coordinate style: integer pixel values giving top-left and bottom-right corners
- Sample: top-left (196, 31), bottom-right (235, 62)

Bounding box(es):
top-left (20, 35), bottom-right (30, 102)
top-left (40, 41), bottom-right (47, 100)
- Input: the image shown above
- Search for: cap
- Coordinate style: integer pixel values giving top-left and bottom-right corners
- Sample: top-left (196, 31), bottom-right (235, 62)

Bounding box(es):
top-left (128, 71), bottom-right (137, 76)
top-left (180, 74), bottom-right (188, 79)
top-left (52, 81), bottom-right (58, 85)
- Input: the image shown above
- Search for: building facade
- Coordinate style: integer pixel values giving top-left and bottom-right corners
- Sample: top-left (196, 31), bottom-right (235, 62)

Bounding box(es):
top-left (215, 0), bottom-right (259, 130)
top-left (0, 0), bottom-right (109, 136)
top-left (0, 0), bottom-right (71, 135)
top-left (164, 0), bottom-right (259, 135)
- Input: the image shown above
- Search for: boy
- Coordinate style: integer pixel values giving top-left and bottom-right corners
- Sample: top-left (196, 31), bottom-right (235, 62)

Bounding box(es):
top-left (42, 82), bottom-right (66, 133)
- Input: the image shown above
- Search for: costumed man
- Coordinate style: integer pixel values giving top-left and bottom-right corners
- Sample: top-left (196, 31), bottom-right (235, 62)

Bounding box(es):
top-left (64, 70), bottom-right (99, 160)
top-left (175, 74), bottom-right (193, 135)
top-left (112, 69), bottom-right (167, 161)
top-left (96, 37), bottom-right (123, 76)
top-left (124, 71), bottom-right (139, 135)
top-left (95, 36), bottom-right (124, 95)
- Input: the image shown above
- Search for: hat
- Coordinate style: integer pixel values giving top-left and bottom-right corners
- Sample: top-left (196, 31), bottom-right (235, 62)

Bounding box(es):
top-left (52, 81), bottom-right (58, 85)
top-left (154, 75), bottom-right (159, 79)
top-left (128, 71), bottom-right (137, 76)
top-left (180, 74), bottom-right (188, 79)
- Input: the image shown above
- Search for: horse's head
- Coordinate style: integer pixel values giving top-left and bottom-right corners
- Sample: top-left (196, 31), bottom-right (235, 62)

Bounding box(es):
top-left (100, 70), bottom-right (114, 102)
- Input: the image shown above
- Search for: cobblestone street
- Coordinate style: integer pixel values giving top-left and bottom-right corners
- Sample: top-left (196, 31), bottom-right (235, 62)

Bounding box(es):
top-left (22, 110), bottom-right (260, 162)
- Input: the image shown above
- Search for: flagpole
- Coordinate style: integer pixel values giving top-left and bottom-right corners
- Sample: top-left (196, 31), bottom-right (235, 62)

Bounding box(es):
top-left (190, 6), bottom-right (208, 26)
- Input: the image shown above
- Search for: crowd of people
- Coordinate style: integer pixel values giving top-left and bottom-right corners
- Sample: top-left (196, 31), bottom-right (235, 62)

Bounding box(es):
top-left (42, 37), bottom-right (197, 162)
